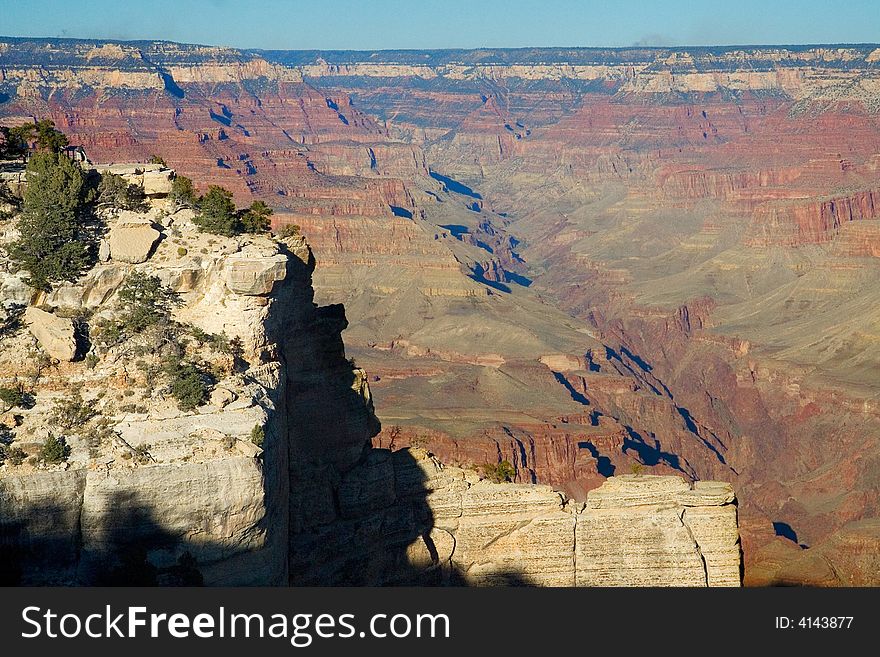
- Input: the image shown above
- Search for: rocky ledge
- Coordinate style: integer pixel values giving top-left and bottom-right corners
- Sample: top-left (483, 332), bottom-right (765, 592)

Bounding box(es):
top-left (298, 452), bottom-right (740, 586)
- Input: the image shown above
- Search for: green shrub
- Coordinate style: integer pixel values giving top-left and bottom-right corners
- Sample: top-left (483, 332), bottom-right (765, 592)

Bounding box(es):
top-left (0, 125), bottom-right (28, 160)
top-left (84, 353), bottom-right (99, 369)
top-left (50, 389), bottom-right (96, 431)
top-left (119, 403), bottom-right (148, 414)
top-left (177, 246), bottom-right (188, 257)
top-left (148, 154), bottom-right (167, 166)
top-left (250, 424), bottom-right (265, 448)
top-left (0, 442), bottom-right (20, 466)
top-left (6, 446), bottom-right (25, 466)
top-left (97, 172), bottom-right (147, 211)
top-left (2, 119), bottom-right (68, 157)
top-left (163, 355), bottom-right (209, 411)
top-left (0, 386), bottom-right (24, 410)
top-left (630, 463), bottom-right (644, 476)
top-left (116, 271), bottom-right (179, 334)
top-left (91, 318), bottom-right (124, 348)
top-left (194, 185), bottom-right (239, 236)
top-left (40, 435), bottom-right (71, 464)
top-left (27, 350), bottom-right (54, 385)
top-left (8, 151), bottom-right (92, 291)
top-left (240, 200), bottom-right (273, 234)
top-left (0, 304), bottom-right (25, 342)
top-left (81, 417), bottom-right (115, 456)
top-left (169, 174), bottom-right (198, 208)
top-left (481, 460), bottom-right (516, 483)
top-left (277, 223), bottom-right (301, 238)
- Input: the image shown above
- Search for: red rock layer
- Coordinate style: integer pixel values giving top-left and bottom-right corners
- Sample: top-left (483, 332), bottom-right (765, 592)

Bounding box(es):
top-left (7, 83), bottom-right (421, 216)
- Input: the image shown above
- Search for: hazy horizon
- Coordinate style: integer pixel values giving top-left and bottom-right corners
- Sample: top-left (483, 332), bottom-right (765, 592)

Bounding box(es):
top-left (1, 0), bottom-right (878, 51)
top-left (3, 33), bottom-right (880, 53)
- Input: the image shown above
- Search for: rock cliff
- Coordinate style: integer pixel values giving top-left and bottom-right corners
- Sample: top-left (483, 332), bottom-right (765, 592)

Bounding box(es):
top-left (0, 175), bottom-right (740, 586)
top-left (292, 452), bottom-right (739, 586)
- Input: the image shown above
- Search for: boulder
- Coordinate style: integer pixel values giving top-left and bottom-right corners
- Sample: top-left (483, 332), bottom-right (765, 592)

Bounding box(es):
top-left (210, 387), bottom-right (237, 408)
top-left (142, 169), bottom-right (174, 196)
top-left (24, 307), bottom-right (78, 361)
top-left (225, 252), bottom-right (288, 296)
top-left (98, 239), bottom-right (110, 262)
top-left (108, 221), bottom-right (161, 264)
top-left (234, 439), bottom-right (263, 459)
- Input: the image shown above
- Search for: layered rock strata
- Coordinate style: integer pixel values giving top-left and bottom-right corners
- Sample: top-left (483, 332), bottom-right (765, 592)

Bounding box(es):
top-left (0, 190), bottom-right (741, 586)
top-left (290, 450), bottom-right (740, 587)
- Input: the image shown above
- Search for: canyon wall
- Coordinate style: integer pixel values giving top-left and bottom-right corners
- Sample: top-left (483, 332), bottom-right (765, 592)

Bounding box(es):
top-left (292, 449), bottom-right (740, 586)
top-left (0, 184), bottom-right (740, 585)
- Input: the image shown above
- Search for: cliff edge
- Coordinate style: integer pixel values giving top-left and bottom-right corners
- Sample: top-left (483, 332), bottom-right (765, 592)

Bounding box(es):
top-left (0, 170), bottom-right (741, 586)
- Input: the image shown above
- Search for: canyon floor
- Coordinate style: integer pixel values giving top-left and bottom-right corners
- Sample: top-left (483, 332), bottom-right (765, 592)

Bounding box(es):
top-left (3, 39), bottom-right (880, 584)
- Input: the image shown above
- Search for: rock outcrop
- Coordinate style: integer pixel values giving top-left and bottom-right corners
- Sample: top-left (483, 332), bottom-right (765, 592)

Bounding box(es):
top-left (23, 307), bottom-right (78, 361)
top-left (225, 249), bottom-right (288, 296)
top-left (577, 476), bottom-right (740, 586)
top-left (289, 448), bottom-right (740, 586)
top-left (106, 217), bottom-right (161, 264)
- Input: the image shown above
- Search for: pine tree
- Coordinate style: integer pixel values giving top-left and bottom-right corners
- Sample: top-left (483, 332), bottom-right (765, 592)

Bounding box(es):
top-left (8, 151), bottom-right (91, 290)
top-left (169, 174), bottom-right (197, 208)
top-left (194, 185), bottom-right (239, 235)
top-left (241, 200), bottom-right (273, 233)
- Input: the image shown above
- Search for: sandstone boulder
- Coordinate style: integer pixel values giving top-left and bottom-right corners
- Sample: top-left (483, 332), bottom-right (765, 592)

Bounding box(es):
top-left (234, 438), bottom-right (263, 458)
top-left (142, 169), bottom-right (174, 196)
top-left (210, 387), bottom-right (237, 408)
top-left (108, 220), bottom-right (161, 264)
top-left (24, 307), bottom-right (78, 361)
top-left (225, 252), bottom-right (288, 296)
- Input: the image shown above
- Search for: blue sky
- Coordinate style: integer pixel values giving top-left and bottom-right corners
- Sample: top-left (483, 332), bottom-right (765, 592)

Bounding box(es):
top-left (0, 0), bottom-right (877, 50)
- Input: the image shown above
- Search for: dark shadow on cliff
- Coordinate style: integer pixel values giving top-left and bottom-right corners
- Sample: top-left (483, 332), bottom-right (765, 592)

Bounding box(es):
top-left (270, 246), bottom-right (536, 586)
top-left (429, 171), bottom-right (482, 199)
top-left (0, 490), bottom-right (204, 586)
top-left (623, 426), bottom-right (687, 474)
top-left (578, 441), bottom-right (616, 477)
top-left (772, 521), bottom-right (808, 549)
top-left (287, 445), bottom-right (538, 587)
top-left (553, 371), bottom-right (590, 406)
top-left (1, 452), bottom-right (536, 587)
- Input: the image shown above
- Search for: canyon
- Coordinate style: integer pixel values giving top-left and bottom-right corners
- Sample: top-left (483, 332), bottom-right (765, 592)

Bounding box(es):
top-left (3, 39), bottom-right (880, 585)
top-left (0, 177), bottom-right (739, 586)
